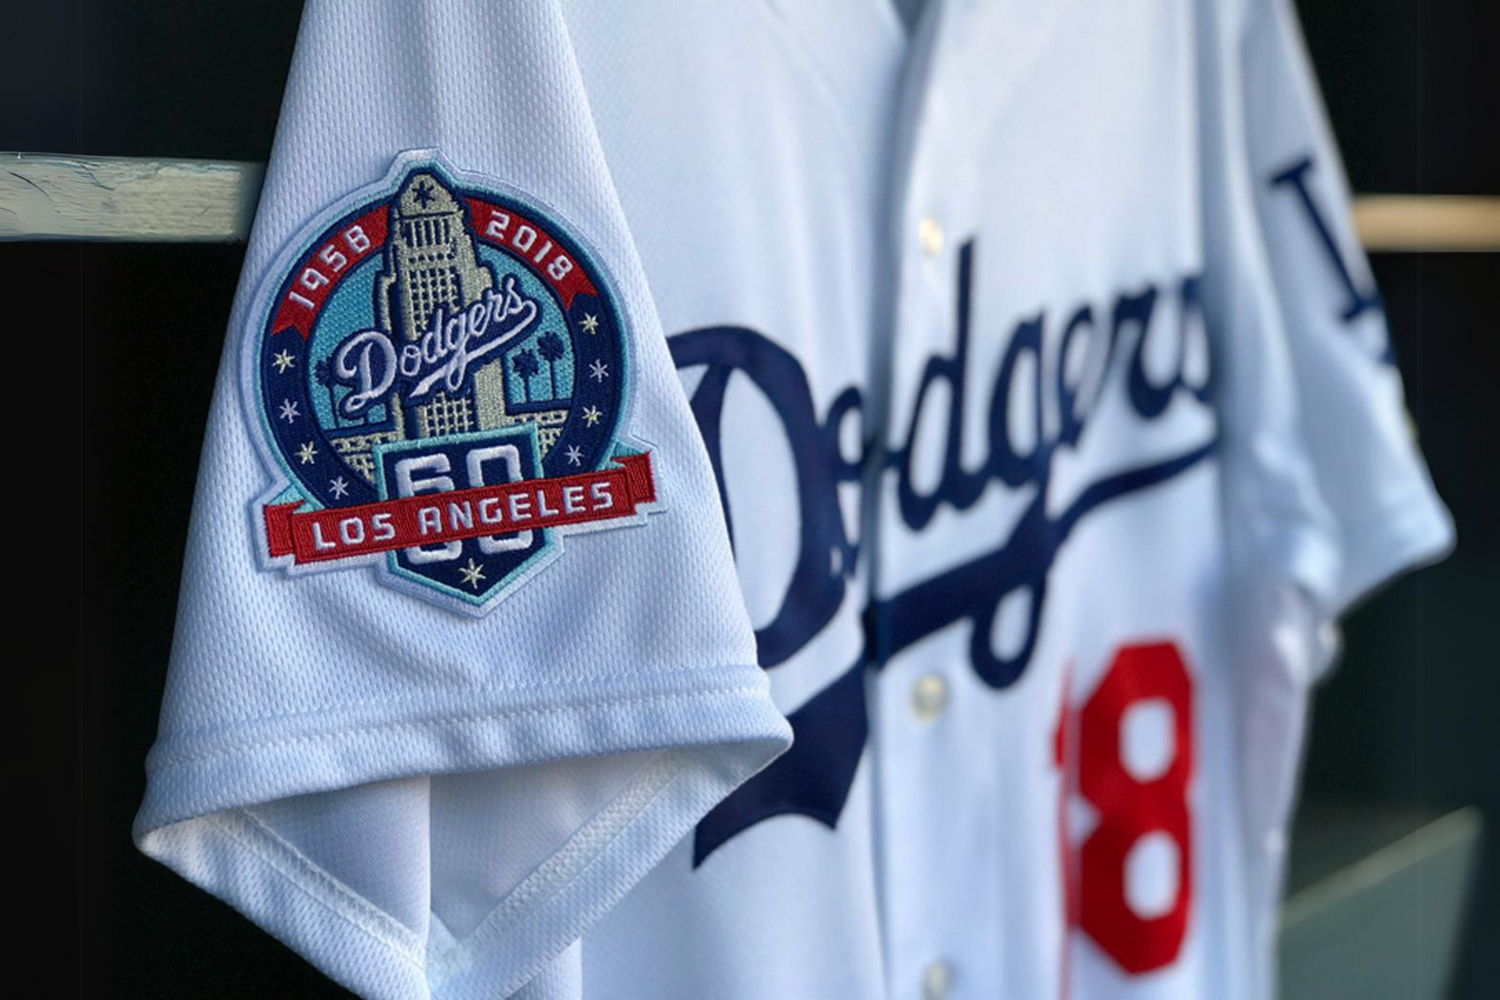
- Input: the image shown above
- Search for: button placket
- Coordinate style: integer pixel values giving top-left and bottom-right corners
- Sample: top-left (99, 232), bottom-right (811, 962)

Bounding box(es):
top-left (910, 672), bottom-right (949, 722)
top-left (918, 213), bottom-right (945, 257)
top-left (921, 959), bottom-right (953, 1000)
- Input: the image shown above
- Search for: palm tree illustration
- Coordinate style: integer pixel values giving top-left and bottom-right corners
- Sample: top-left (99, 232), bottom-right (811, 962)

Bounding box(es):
top-left (538, 332), bottom-right (566, 400)
top-left (512, 348), bottom-right (542, 404)
top-left (314, 358), bottom-right (340, 426)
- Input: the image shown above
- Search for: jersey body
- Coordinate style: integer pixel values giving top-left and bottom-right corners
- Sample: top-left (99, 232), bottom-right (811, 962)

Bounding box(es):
top-left (564, 3), bottom-right (901, 998)
top-left (570, 2), bottom-right (1452, 999)
top-left (134, 2), bottom-right (1453, 1000)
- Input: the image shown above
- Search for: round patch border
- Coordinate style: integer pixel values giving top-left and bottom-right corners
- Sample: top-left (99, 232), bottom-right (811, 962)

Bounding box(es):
top-left (241, 149), bottom-right (658, 615)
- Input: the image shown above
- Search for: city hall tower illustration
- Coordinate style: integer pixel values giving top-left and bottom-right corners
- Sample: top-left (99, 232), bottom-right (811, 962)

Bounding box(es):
top-left (328, 173), bottom-right (570, 483)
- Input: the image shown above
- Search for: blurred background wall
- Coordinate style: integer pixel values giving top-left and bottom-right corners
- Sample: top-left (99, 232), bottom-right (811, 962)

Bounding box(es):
top-left (1291, 5), bottom-right (1496, 997)
top-left (4, 1), bottom-right (1494, 996)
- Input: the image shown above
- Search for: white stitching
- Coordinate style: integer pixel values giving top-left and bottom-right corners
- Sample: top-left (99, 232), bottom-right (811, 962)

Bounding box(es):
top-left (200, 810), bottom-right (426, 968)
top-left (157, 659), bottom-right (753, 742)
top-left (427, 752), bottom-right (685, 986)
top-left (149, 684), bottom-right (770, 769)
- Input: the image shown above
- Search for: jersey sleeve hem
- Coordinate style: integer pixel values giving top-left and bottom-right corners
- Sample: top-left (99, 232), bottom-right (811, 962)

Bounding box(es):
top-left (134, 665), bottom-right (790, 1000)
top-left (1251, 510), bottom-right (1344, 614)
top-left (1329, 487), bottom-right (1454, 616)
top-left (135, 664), bottom-right (783, 832)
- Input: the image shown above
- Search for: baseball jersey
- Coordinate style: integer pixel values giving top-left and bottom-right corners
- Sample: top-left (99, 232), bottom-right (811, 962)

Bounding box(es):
top-left (135, 2), bottom-right (1453, 1000)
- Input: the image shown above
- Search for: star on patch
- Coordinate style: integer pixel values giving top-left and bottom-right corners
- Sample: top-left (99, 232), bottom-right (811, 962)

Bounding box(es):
top-left (589, 360), bottom-right (609, 382)
top-left (458, 558), bottom-right (487, 589)
top-left (580, 313), bottom-right (599, 334)
top-left (273, 349), bottom-right (297, 374)
top-left (297, 441), bottom-right (318, 465)
top-left (564, 445), bottom-right (583, 466)
top-left (278, 399), bottom-right (300, 423)
top-left (329, 476), bottom-right (349, 499)
top-left (582, 405), bottom-right (603, 427)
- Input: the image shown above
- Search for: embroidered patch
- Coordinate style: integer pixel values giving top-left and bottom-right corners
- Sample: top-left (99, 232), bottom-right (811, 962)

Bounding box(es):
top-left (247, 151), bottom-right (657, 614)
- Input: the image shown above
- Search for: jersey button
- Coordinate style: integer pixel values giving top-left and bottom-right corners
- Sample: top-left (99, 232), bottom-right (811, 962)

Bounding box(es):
top-left (921, 960), bottom-right (953, 1000)
top-left (910, 673), bottom-right (949, 722)
top-left (919, 214), bottom-right (945, 257)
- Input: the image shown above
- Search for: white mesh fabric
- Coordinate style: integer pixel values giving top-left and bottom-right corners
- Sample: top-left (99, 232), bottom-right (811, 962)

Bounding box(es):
top-left (133, 3), bottom-right (790, 998)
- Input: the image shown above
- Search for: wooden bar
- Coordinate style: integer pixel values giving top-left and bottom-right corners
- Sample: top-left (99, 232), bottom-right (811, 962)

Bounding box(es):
top-left (0, 152), bottom-right (264, 242)
top-left (3, 152), bottom-right (1497, 252)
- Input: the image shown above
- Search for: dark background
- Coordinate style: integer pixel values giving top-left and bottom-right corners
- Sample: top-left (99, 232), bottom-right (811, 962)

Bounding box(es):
top-left (4, 1), bottom-right (1495, 996)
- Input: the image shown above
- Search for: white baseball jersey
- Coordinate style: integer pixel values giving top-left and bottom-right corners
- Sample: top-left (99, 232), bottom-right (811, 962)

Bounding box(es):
top-left (135, 2), bottom-right (1453, 1000)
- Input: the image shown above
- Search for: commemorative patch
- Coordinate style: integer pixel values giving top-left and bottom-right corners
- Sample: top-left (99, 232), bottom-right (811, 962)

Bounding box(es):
top-left (248, 151), bottom-right (658, 614)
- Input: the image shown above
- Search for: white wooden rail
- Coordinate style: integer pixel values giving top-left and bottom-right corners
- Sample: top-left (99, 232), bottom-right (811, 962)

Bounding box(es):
top-left (3, 152), bottom-right (1498, 251)
top-left (0, 153), bottom-right (264, 242)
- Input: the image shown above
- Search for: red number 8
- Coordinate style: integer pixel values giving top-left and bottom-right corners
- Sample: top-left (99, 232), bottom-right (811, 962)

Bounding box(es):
top-left (1058, 641), bottom-right (1194, 975)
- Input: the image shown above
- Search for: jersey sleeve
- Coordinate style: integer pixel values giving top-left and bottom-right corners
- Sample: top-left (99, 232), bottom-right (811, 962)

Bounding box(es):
top-left (132, 3), bottom-right (790, 999)
top-left (1197, 3), bottom-right (1453, 992)
top-left (1240, 0), bottom-right (1454, 616)
top-left (1201, 0), bottom-right (1454, 644)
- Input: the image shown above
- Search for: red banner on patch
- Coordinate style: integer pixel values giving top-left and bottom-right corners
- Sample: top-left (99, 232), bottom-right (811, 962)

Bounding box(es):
top-left (271, 204), bottom-right (391, 338)
top-left (265, 452), bottom-right (656, 565)
top-left (465, 197), bottom-right (598, 309)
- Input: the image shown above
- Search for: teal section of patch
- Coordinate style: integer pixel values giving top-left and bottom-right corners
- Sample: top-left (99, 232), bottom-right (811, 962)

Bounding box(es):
top-left (306, 254), bottom-right (386, 431)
